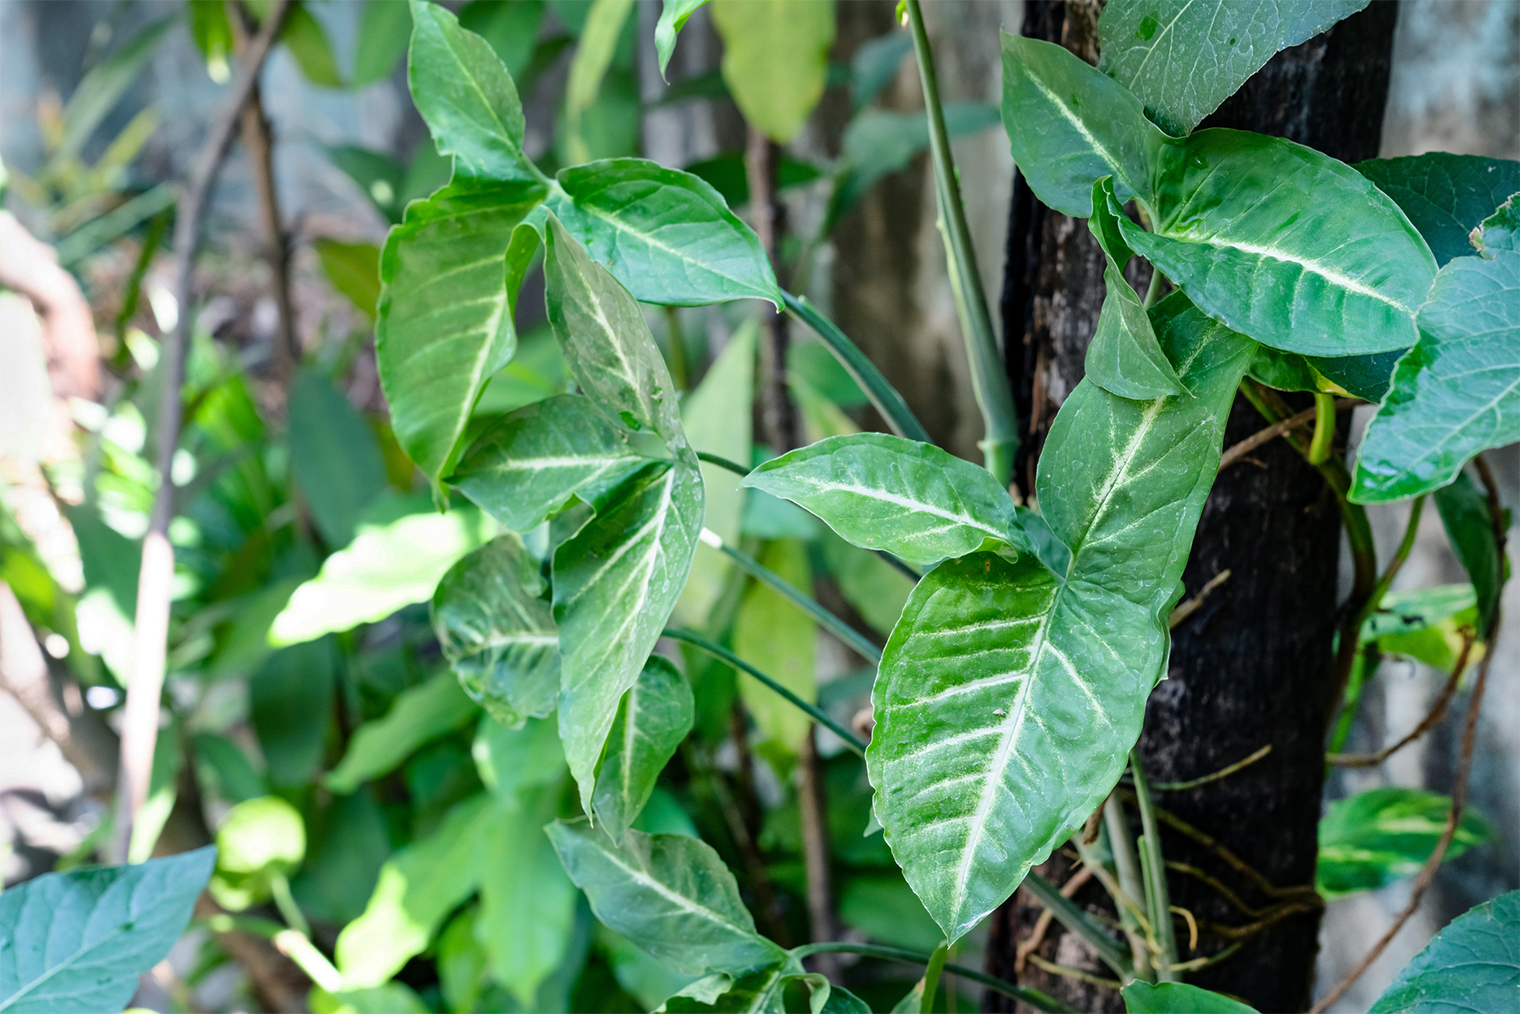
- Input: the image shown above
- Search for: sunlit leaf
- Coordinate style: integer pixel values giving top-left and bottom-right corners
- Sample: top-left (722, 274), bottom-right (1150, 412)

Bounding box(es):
top-left (325, 671), bottom-right (480, 794)
top-left (1357, 154), bottom-right (1520, 265)
top-left (594, 656), bottom-right (695, 843)
top-left (1365, 584), bottom-right (1481, 673)
top-left (1368, 889), bottom-right (1520, 1014)
top-left (352, 0), bottom-right (412, 87)
top-left (209, 796), bottom-right (306, 911)
top-left (655, 0), bottom-right (709, 79)
top-left (311, 983), bottom-right (430, 1014)
top-left (1318, 787), bottom-right (1494, 898)
top-left (710, 0), bottom-right (834, 144)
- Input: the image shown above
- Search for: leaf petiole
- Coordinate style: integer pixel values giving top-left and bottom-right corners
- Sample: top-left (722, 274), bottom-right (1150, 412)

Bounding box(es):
top-left (1021, 869), bottom-right (1135, 981)
top-left (790, 941), bottom-right (1075, 1013)
top-left (1130, 751), bottom-right (1179, 980)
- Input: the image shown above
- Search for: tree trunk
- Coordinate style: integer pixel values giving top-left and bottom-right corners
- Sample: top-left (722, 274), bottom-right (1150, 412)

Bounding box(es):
top-left (986, 3), bottom-right (1398, 1011)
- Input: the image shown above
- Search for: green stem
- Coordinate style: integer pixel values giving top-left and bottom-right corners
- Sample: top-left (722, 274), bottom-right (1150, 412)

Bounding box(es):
top-left (781, 291), bottom-right (933, 445)
top-left (904, 0), bottom-right (1017, 487)
top-left (662, 628), bottom-right (867, 755)
top-left (791, 942), bottom-right (1075, 1014)
top-left (268, 871), bottom-right (310, 939)
top-left (199, 913), bottom-right (342, 992)
top-left (1308, 391), bottom-right (1336, 464)
top-left (702, 530), bottom-right (882, 662)
top-left (664, 306), bottom-right (690, 392)
top-left (1328, 645), bottom-right (1378, 755)
top-left (920, 941), bottom-right (949, 1014)
top-left (696, 451), bottom-right (750, 477)
top-left (1142, 267), bottom-right (1165, 309)
top-left (1104, 795), bottom-right (1154, 980)
top-left (1022, 869), bottom-right (1135, 981)
top-left (1129, 751), bottom-right (1178, 980)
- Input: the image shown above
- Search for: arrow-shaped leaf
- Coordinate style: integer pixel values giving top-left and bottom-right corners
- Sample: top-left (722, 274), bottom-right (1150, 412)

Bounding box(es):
top-left (1356, 153), bottom-right (1520, 266)
top-left (593, 655), bottom-right (695, 843)
top-left (1368, 889), bottom-right (1520, 1014)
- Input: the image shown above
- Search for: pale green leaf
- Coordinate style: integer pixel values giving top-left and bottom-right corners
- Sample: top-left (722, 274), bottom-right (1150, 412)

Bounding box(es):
top-left (733, 540), bottom-right (816, 753)
top-left (315, 239), bottom-right (381, 319)
top-left (548, 160), bottom-right (780, 306)
top-left (58, 16), bottom-right (177, 159)
top-left (270, 500), bottom-right (498, 644)
top-left (1122, 981), bottom-right (1259, 1014)
top-left (593, 656), bottom-right (695, 843)
top-left (452, 394), bottom-right (652, 532)
top-left (0, 848), bottom-right (215, 1014)
top-left (999, 32), bottom-right (1168, 217)
top-left (1368, 889), bottom-right (1520, 1014)
top-left (565, 0), bottom-right (636, 165)
top-left (868, 294), bottom-right (1255, 942)
top-left (1098, 0), bottom-right (1369, 137)
top-left (289, 369), bottom-right (387, 547)
top-left (742, 433), bottom-right (1027, 568)
top-left (1085, 177), bottom-right (1184, 399)
top-left (1357, 154), bottom-right (1520, 265)
top-left (433, 535), bottom-right (560, 727)
top-left (1318, 787), bottom-right (1494, 898)
top-left (477, 788), bottom-right (578, 1005)
top-left (377, 180), bottom-right (543, 484)
top-left (282, 2), bottom-right (344, 88)
top-left (325, 672), bottom-right (480, 794)
top-left (821, 537), bottom-right (914, 638)
top-left (1364, 584), bottom-right (1481, 673)
top-left (546, 820), bottom-right (787, 977)
top-left (1434, 473), bottom-right (1503, 637)
top-left (407, 0), bottom-right (533, 181)
top-left (710, 0), bottom-right (835, 144)
top-left (352, 0), bottom-right (412, 86)
top-left (337, 796), bottom-right (492, 988)
top-left (1352, 252), bottom-right (1520, 502)
top-left (311, 983), bottom-right (430, 1014)
top-left (474, 713), bottom-right (566, 803)
top-left (209, 796), bottom-right (306, 911)
top-left (1472, 193), bottom-right (1520, 257)
top-left (656, 0), bottom-right (710, 79)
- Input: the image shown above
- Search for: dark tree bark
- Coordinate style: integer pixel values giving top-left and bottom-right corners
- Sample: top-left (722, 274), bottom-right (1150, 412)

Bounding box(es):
top-left (988, 3), bottom-right (1399, 1011)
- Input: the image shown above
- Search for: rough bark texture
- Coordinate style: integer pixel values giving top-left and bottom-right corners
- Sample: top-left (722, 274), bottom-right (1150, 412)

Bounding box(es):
top-left (988, 3), bottom-right (1399, 1011)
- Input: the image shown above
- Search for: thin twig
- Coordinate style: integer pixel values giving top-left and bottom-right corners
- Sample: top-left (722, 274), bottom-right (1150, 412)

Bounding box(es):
top-left (1164, 861), bottom-right (1270, 919)
top-left (1203, 899), bottom-right (1324, 943)
top-left (1024, 954), bottom-right (1123, 991)
top-left (113, 0), bottom-right (291, 864)
top-left (1150, 744), bottom-right (1272, 791)
top-left (1168, 943), bottom-right (1242, 973)
top-left (1218, 398), bottom-right (1359, 471)
top-left (1171, 905), bottom-right (1199, 952)
top-left (1168, 569), bottom-right (1232, 629)
top-left (1328, 633), bottom-right (1474, 767)
top-left (1016, 866), bottom-right (1093, 974)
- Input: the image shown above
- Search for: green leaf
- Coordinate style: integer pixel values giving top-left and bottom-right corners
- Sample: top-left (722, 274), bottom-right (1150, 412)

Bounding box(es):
top-left (433, 535), bottom-right (560, 727)
top-left (546, 820), bottom-right (787, 977)
top-left (1472, 193), bottom-right (1520, 257)
top-left (191, 732), bottom-right (268, 803)
top-left (1116, 130), bottom-right (1437, 357)
top-left (312, 984), bottom-right (430, 1014)
top-left (189, 1), bottom-right (233, 78)
top-left (406, 0), bottom-right (533, 181)
top-left (1357, 154), bottom-right (1520, 265)
top-left (1317, 787), bottom-right (1494, 898)
top-left (250, 639), bottom-right (335, 788)
top-left (821, 537), bottom-right (914, 638)
top-left (733, 540), bottom-right (816, 754)
top-left (325, 671), bottom-right (480, 793)
top-left (742, 433), bottom-right (1027, 568)
top-left (656, 0), bottom-right (710, 79)
top-left (292, 790), bottom-right (392, 925)
top-left (1122, 981), bottom-right (1259, 1013)
top-left (377, 179), bottom-right (544, 485)
top-left (998, 33), bottom-right (1168, 217)
top-left (477, 788), bottom-right (578, 1005)
top-left (1367, 889), bottom-right (1520, 1014)
top-left (315, 239), bottom-right (382, 319)
top-left (353, 0), bottom-right (412, 86)
top-left (452, 394), bottom-right (651, 532)
top-left (270, 499), bottom-right (499, 644)
top-left (850, 32), bottom-right (913, 111)
top-left (58, 15), bottom-right (177, 160)
top-left (548, 160), bottom-right (780, 307)
top-left (337, 796), bottom-right (492, 988)
top-left (1364, 584), bottom-right (1481, 673)
top-left (830, 104), bottom-right (1002, 225)
top-left (1085, 178), bottom-right (1184, 399)
top-left (0, 847), bottom-right (216, 1014)
top-left (474, 713), bottom-right (566, 802)
top-left (660, 965), bottom-right (864, 1013)
top-left (289, 369), bottom-right (387, 547)
top-left (282, 2), bottom-right (344, 88)
top-left (1352, 252), bottom-right (1520, 502)
top-left (868, 294), bottom-right (1256, 943)
top-left (1306, 349), bottom-right (1407, 403)
top-left (460, 0), bottom-right (547, 82)
top-left (594, 656), bottom-right (695, 843)
top-left (438, 908), bottom-right (489, 1014)
top-left (565, 0), bottom-right (637, 165)
top-left (710, 0), bottom-right (834, 144)
top-left (1434, 473), bottom-right (1503, 638)
top-left (209, 796), bottom-right (306, 911)
top-left (1097, 0), bottom-right (1369, 137)
top-left (838, 875), bottom-right (943, 953)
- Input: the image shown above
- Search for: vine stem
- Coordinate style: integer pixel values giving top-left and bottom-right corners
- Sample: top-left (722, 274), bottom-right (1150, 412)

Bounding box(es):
top-left (1328, 633), bottom-right (1474, 767)
top-left (113, 0), bottom-right (291, 864)
top-left (792, 942), bottom-right (1075, 1014)
top-left (199, 914), bottom-right (341, 993)
top-left (920, 942), bottom-right (949, 1014)
top-left (1021, 868), bottom-right (1134, 980)
top-left (1129, 750), bottom-right (1179, 980)
top-left (1104, 794), bottom-right (1154, 979)
top-left (904, 0), bottom-right (1017, 487)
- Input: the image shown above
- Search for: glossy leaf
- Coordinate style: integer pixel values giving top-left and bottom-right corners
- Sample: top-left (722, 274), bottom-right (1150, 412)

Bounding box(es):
top-left (1117, 130), bottom-right (1437, 357)
top-left (710, 0), bottom-right (835, 144)
top-left (0, 847), bottom-right (215, 1014)
top-left (407, 0), bottom-right (534, 181)
top-left (1098, 0), bottom-right (1369, 137)
top-left (1472, 193), bottom-right (1520, 256)
top-left (1368, 889), bottom-right (1520, 1014)
top-left (1434, 473), bottom-right (1503, 637)
top-left (337, 796), bottom-right (492, 988)
top-left (1306, 349), bottom-right (1407, 403)
top-left (593, 656), bottom-right (695, 842)
top-left (546, 820), bottom-right (787, 977)
top-left (743, 433), bottom-right (1027, 568)
top-left (548, 160), bottom-right (780, 307)
top-left (289, 369), bottom-right (387, 547)
top-left (1352, 252), bottom-right (1520, 501)
top-left (656, 0), bottom-right (710, 78)
top-left (433, 535), bottom-right (560, 727)
top-left (733, 539), bottom-right (816, 753)
top-left (325, 672), bottom-right (480, 794)
top-left (1318, 787), bottom-right (1494, 898)
top-left (377, 180), bottom-right (543, 484)
top-left (1357, 154), bottom-right (1520, 265)
top-left (1085, 177), bottom-right (1184, 399)
top-left (452, 394), bottom-right (652, 532)
top-left (999, 33), bottom-right (1168, 217)
top-left (1122, 981), bottom-right (1258, 1014)
top-left (352, 0), bottom-right (412, 86)
top-left (868, 294), bottom-right (1255, 942)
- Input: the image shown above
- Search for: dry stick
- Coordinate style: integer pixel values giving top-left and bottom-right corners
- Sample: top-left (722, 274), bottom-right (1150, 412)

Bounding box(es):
top-left (1168, 569), bottom-right (1232, 629)
top-left (1151, 744), bottom-right (1272, 792)
top-left (1327, 634), bottom-right (1475, 768)
top-left (1015, 866), bottom-right (1094, 974)
top-left (1218, 398), bottom-right (1360, 472)
top-left (112, 0), bottom-right (291, 864)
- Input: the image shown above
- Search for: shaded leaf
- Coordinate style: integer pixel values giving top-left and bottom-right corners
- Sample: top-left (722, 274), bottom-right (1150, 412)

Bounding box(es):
top-left (1472, 193), bottom-right (1520, 257)
top-left (1368, 889), bottom-right (1520, 1014)
top-left (830, 105), bottom-right (1002, 226)
top-left (594, 656), bottom-right (695, 843)
top-left (474, 713), bottom-right (566, 802)
top-left (564, 0), bottom-right (636, 165)
top-left (292, 790), bottom-right (392, 925)
top-left (282, 2), bottom-right (344, 88)
top-left (868, 294), bottom-right (1256, 942)
top-left (733, 540), bottom-right (816, 754)
top-left (1352, 252), bottom-right (1520, 502)
top-left (433, 535), bottom-right (560, 727)
top-left (821, 537), bottom-right (914, 638)
top-left (1098, 0), bottom-right (1369, 137)
top-left (352, 0), bottom-right (412, 86)
top-left (743, 433), bottom-right (1026, 568)
top-left (460, 0), bottom-right (546, 82)
top-left (1122, 981), bottom-right (1258, 1013)
top-left (289, 368), bottom-right (387, 547)
top-left (250, 639), bottom-right (335, 788)
top-left (1306, 349), bottom-right (1407, 403)
top-left (315, 239), bottom-right (381, 319)
top-left (325, 672), bottom-right (480, 794)
top-left (710, 0), bottom-right (835, 144)
top-left (1434, 473), bottom-right (1503, 637)
top-left (850, 32), bottom-right (912, 111)
top-left (656, 0), bottom-right (709, 79)
top-left (547, 820), bottom-right (787, 977)
top-left (58, 15), bottom-right (177, 159)
top-left (1318, 787), bottom-right (1494, 898)
top-left (1357, 154), bottom-right (1520, 266)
